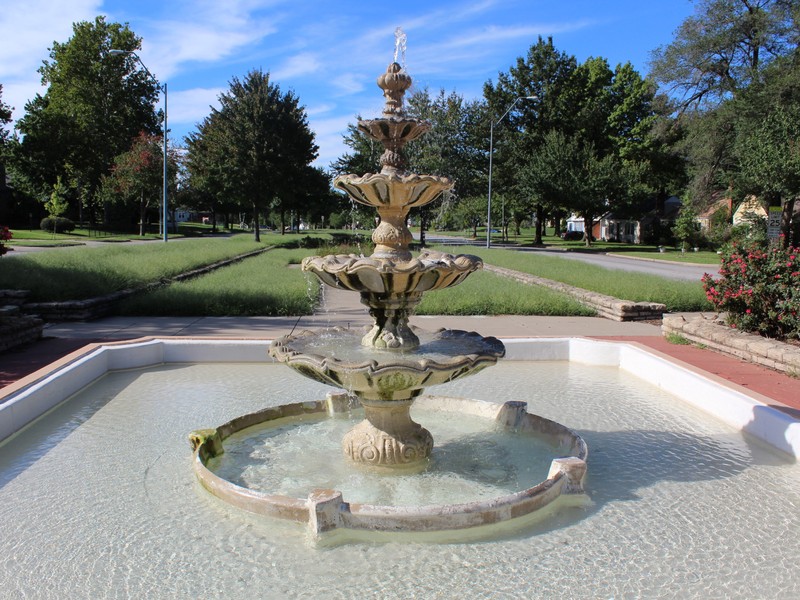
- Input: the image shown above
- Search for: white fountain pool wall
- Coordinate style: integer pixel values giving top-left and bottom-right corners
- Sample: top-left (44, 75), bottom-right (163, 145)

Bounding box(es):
top-left (2, 337), bottom-right (799, 457)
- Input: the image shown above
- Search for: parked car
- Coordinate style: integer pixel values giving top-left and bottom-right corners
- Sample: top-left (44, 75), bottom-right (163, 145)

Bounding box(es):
top-left (560, 231), bottom-right (584, 241)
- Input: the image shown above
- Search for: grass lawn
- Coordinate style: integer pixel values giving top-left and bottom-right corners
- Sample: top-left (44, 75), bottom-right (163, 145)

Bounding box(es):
top-left (1, 227), bottom-right (711, 315)
top-left (119, 248), bottom-right (317, 316)
top-left (8, 228), bottom-right (180, 245)
top-left (417, 270), bottom-right (595, 316)
top-left (0, 235), bottom-right (270, 302)
top-left (5, 221), bottom-right (260, 246)
top-left (436, 246), bottom-right (712, 312)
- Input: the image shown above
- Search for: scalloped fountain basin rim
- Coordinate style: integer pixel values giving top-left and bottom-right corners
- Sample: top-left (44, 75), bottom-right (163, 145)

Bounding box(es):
top-left (3, 336), bottom-right (799, 460)
top-left (190, 396), bottom-right (587, 536)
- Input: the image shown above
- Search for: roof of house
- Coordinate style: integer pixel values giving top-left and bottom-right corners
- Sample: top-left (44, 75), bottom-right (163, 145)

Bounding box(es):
top-left (697, 196), bottom-right (732, 220)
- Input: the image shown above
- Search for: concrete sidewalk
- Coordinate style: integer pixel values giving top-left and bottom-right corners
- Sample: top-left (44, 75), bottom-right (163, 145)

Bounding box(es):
top-left (39, 283), bottom-right (665, 341)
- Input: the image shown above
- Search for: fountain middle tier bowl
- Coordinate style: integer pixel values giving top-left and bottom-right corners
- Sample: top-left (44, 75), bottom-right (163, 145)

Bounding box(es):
top-left (333, 170), bottom-right (452, 210)
top-left (268, 327), bottom-right (505, 401)
top-left (302, 250), bottom-right (482, 295)
top-left (357, 116), bottom-right (431, 145)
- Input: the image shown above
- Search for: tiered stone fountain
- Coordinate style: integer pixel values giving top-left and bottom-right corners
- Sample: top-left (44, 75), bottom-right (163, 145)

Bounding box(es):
top-left (190, 55), bottom-right (588, 538)
top-left (269, 60), bottom-right (504, 468)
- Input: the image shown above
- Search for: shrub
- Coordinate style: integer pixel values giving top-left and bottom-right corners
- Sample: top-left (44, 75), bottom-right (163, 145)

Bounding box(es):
top-left (702, 241), bottom-right (800, 340)
top-left (0, 226), bottom-right (11, 256)
top-left (40, 216), bottom-right (76, 234)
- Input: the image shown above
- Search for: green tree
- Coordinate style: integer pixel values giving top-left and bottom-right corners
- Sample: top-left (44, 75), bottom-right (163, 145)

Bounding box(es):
top-left (650, 0), bottom-right (798, 109)
top-left (673, 204), bottom-right (699, 251)
top-left (104, 132), bottom-right (177, 236)
top-left (487, 38), bottom-right (657, 246)
top-left (14, 16), bottom-right (159, 224)
top-left (732, 52), bottom-right (800, 245)
top-left (197, 69), bottom-right (317, 241)
top-left (330, 120), bottom-right (381, 176)
top-left (650, 0), bottom-right (800, 208)
top-left (0, 84), bottom-right (15, 226)
top-left (184, 116), bottom-right (238, 232)
top-left (45, 176), bottom-right (69, 218)
top-left (405, 89), bottom-right (485, 244)
top-left (0, 84), bottom-right (11, 157)
top-left (484, 37), bottom-right (578, 245)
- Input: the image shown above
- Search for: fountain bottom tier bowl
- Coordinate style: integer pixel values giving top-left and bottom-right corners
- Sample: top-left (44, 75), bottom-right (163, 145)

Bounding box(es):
top-left (190, 394), bottom-right (588, 539)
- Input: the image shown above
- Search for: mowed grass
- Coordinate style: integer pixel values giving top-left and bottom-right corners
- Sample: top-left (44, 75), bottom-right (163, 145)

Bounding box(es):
top-left (1, 232), bottom-right (709, 316)
top-left (119, 249), bottom-right (317, 316)
top-left (437, 246), bottom-right (712, 312)
top-left (416, 270), bottom-right (595, 316)
top-left (0, 236), bottom-right (264, 302)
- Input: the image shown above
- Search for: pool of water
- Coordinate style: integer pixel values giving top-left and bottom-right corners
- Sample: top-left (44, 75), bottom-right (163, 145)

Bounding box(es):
top-left (209, 408), bottom-right (560, 506)
top-left (1, 360), bottom-right (798, 598)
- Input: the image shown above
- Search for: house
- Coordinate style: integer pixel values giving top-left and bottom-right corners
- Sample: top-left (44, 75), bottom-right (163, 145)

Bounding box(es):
top-left (597, 195), bottom-right (682, 244)
top-left (732, 195), bottom-right (768, 225)
top-left (172, 209), bottom-right (192, 224)
top-left (696, 195), bottom-right (733, 231)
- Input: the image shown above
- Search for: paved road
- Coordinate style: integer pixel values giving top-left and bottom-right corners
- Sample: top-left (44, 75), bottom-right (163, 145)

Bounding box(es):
top-left (421, 233), bottom-right (715, 282)
top-left (516, 248), bottom-right (715, 282)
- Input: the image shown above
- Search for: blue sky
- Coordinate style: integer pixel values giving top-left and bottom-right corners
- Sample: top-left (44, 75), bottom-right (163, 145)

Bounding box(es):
top-left (0, 0), bottom-right (696, 168)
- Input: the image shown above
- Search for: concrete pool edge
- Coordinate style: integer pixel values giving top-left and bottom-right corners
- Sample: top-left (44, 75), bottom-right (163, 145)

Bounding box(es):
top-left (1, 336), bottom-right (798, 458)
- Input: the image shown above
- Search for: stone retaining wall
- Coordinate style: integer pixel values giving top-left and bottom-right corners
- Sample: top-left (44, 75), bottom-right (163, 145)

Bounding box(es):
top-left (0, 290), bottom-right (30, 306)
top-left (485, 264), bottom-right (666, 322)
top-left (662, 313), bottom-right (800, 375)
top-left (0, 313), bottom-right (44, 353)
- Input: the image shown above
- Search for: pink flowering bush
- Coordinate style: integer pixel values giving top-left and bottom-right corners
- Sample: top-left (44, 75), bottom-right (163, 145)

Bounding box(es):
top-left (702, 240), bottom-right (800, 340)
top-left (0, 226), bottom-right (11, 256)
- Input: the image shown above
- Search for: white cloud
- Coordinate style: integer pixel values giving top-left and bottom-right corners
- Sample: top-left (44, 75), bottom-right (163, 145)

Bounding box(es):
top-left (309, 114), bottom-right (354, 168)
top-left (0, 0), bottom-right (103, 124)
top-left (166, 87), bottom-right (224, 138)
top-left (136, 20), bottom-right (279, 81)
top-left (331, 72), bottom-right (366, 96)
top-left (306, 103), bottom-right (334, 116)
top-left (0, 0), bottom-right (102, 76)
top-left (272, 52), bottom-right (322, 81)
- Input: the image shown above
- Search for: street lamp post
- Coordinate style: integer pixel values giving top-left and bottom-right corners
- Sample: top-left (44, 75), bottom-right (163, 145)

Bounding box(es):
top-left (110, 49), bottom-right (168, 242)
top-left (486, 95), bottom-right (537, 249)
